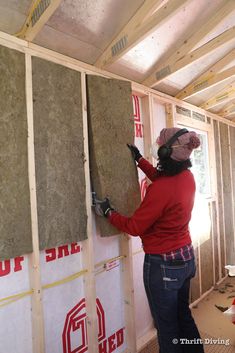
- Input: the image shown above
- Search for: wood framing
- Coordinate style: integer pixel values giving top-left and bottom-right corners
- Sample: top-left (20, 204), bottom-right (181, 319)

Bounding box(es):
top-left (143, 0), bottom-right (235, 87)
top-left (165, 103), bottom-right (175, 128)
top-left (148, 28), bottom-right (235, 97)
top-left (191, 66), bottom-right (235, 97)
top-left (1, 29), bottom-right (235, 353)
top-left (218, 102), bottom-right (235, 118)
top-left (80, 72), bottom-right (99, 353)
top-left (216, 121), bottom-right (227, 277)
top-left (95, 0), bottom-right (188, 69)
top-left (228, 126), bottom-right (235, 260)
top-left (120, 234), bottom-right (137, 352)
top-left (16, 0), bottom-right (62, 41)
top-left (200, 82), bottom-right (235, 110)
top-left (0, 29), bottom-right (231, 125)
top-left (177, 50), bottom-right (235, 100)
top-left (141, 94), bottom-right (154, 163)
top-left (25, 53), bottom-right (45, 353)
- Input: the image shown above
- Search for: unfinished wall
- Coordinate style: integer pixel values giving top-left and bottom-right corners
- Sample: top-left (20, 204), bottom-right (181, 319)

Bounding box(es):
top-left (32, 57), bottom-right (87, 249)
top-left (213, 120), bottom-right (226, 276)
top-left (0, 45), bottom-right (32, 260)
top-left (200, 233), bottom-right (214, 293)
top-left (229, 126), bottom-right (235, 261)
top-left (87, 75), bottom-right (141, 236)
top-left (2, 33), bottom-right (235, 353)
top-left (190, 247), bottom-right (200, 302)
top-left (219, 122), bottom-right (234, 265)
top-left (211, 200), bottom-right (219, 283)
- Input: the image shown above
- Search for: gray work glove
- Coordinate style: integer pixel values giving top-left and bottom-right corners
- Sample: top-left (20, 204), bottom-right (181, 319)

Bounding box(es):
top-left (95, 198), bottom-right (114, 217)
top-left (127, 144), bottom-right (142, 162)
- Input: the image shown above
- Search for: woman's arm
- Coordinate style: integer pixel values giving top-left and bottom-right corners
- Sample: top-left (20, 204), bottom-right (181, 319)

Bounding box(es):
top-left (138, 158), bottom-right (158, 182)
top-left (108, 182), bottom-right (167, 236)
top-left (127, 144), bottom-right (158, 181)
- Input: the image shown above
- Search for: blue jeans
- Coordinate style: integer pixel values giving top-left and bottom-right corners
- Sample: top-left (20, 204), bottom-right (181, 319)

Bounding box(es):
top-left (143, 254), bottom-right (204, 353)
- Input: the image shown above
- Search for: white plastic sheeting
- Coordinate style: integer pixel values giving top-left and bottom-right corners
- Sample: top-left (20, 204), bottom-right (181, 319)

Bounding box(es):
top-left (0, 93), bottom-right (167, 353)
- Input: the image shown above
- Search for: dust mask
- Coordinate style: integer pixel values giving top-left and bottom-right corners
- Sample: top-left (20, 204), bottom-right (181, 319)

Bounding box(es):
top-left (150, 142), bottom-right (160, 160)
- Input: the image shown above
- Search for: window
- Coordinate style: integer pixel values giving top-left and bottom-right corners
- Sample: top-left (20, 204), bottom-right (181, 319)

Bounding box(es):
top-left (179, 126), bottom-right (211, 197)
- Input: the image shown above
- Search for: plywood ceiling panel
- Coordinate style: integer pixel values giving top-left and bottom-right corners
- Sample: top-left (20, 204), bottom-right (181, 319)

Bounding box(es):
top-left (0, 0), bottom-right (31, 34)
top-left (0, 5), bottom-right (27, 34)
top-left (33, 25), bottom-right (102, 64)
top-left (0, 0), bottom-right (31, 14)
top-left (42, 0), bottom-right (144, 50)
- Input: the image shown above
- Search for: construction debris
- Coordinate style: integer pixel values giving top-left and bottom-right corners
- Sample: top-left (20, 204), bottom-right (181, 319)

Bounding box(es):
top-left (215, 304), bottom-right (229, 312)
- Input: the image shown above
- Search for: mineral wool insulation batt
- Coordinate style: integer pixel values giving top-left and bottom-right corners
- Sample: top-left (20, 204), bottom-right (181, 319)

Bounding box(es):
top-left (32, 57), bottom-right (87, 250)
top-left (0, 45), bottom-right (32, 260)
top-left (86, 75), bottom-right (141, 236)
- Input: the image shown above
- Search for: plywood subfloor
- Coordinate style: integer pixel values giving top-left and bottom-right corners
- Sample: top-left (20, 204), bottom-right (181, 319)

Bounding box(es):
top-left (192, 276), bottom-right (235, 349)
top-left (139, 277), bottom-right (235, 353)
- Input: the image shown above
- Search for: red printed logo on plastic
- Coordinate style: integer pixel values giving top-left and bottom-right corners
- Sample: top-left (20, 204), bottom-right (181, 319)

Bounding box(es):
top-left (62, 298), bottom-right (124, 353)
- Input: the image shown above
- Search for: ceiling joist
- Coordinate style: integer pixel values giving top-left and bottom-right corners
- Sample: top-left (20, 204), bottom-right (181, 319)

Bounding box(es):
top-left (218, 102), bottom-right (235, 118)
top-left (185, 66), bottom-right (235, 98)
top-left (176, 49), bottom-right (235, 100)
top-left (95, 0), bottom-right (188, 69)
top-left (142, 0), bottom-right (235, 87)
top-left (200, 82), bottom-right (235, 110)
top-left (145, 27), bottom-right (235, 89)
top-left (15, 0), bottom-right (62, 41)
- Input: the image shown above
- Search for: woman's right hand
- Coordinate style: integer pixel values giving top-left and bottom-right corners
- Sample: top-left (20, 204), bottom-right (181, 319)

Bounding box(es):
top-left (127, 144), bottom-right (142, 162)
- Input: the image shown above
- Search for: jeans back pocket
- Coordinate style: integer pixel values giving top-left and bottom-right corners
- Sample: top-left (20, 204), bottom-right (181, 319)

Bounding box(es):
top-left (160, 263), bottom-right (188, 290)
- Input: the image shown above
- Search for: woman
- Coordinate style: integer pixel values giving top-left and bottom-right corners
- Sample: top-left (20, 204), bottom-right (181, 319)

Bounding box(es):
top-left (95, 127), bottom-right (204, 353)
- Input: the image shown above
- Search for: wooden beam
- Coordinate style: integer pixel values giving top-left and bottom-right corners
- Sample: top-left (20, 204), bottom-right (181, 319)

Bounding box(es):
top-left (176, 50), bottom-right (235, 100)
top-left (147, 27), bottom-right (235, 89)
top-left (200, 83), bottom-right (235, 110)
top-left (81, 72), bottom-right (99, 353)
top-left (142, 95), bottom-right (154, 164)
top-left (120, 235), bottom-right (137, 352)
top-left (143, 0), bottom-right (235, 87)
top-left (16, 0), bottom-right (62, 41)
top-left (190, 66), bottom-right (235, 96)
top-left (165, 103), bottom-right (175, 128)
top-left (95, 0), bottom-right (188, 69)
top-left (218, 102), bottom-right (235, 118)
top-left (25, 53), bottom-right (45, 353)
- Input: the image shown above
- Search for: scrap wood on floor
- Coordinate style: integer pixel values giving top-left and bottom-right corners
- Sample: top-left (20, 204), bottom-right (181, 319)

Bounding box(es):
top-left (192, 276), bottom-right (235, 353)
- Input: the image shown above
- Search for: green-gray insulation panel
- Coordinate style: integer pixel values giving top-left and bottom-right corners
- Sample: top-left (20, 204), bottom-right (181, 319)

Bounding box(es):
top-left (32, 57), bottom-right (87, 249)
top-left (0, 45), bottom-right (32, 260)
top-left (87, 75), bottom-right (141, 236)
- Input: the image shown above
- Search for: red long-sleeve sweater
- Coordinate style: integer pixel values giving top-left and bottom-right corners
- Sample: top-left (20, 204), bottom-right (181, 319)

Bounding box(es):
top-left (109, 158), bottom-right (195, 254)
